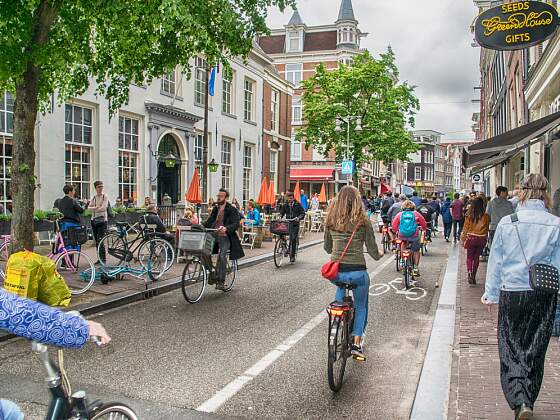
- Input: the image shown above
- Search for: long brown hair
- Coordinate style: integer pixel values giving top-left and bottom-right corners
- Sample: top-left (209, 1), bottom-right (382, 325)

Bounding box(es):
top-left (467, 197), bottom-right (485, 223)
top-left (325, 186), bottom-right (369, 232)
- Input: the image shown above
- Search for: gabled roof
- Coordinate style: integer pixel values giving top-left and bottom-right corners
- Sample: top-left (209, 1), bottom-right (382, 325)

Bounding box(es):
top-left (287, 9), bottom-right (304, 26)
top-left (337, 0), bottom-right (356, 21)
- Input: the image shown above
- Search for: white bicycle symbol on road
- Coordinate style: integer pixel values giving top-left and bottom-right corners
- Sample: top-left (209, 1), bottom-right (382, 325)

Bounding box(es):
top-left (369, 277), bottom-right (427, 301)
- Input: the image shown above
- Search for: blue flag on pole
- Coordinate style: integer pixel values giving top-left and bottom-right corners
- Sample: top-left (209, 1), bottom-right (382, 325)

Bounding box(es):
top-left (208, 67), bottom-right (217, 96)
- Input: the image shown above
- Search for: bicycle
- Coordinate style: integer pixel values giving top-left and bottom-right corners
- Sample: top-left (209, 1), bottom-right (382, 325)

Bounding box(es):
top-left (97, 221), bottom-right (175, 281)
top-left (394, 238), bottom-right (403, 272)
top-left (396, 239), bottom-right (416, 289)
top-left (179, 227), bottom-right (238, 304)
top-left (0, 221), bottom-right (96, 295)
top-left (271, 218), bottom-right (299, 268)
top-left (421, 227), bottom-right (430, 256)
top-left (381, 223), bottom-right (391, 253)
top-left (32, 323), bottom-right (138, 419)
top-left (327, 282), bottom-right (364, 392)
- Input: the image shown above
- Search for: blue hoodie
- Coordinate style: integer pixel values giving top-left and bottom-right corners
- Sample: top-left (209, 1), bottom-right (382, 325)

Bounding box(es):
top-left (441, 200), bottom-right (452, 224)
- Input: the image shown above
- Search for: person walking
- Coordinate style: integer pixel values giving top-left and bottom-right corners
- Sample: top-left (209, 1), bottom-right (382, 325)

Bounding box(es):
top-left (428, 195), bottom-right (441, 231)
top-left (486, 186), bottom-right (514, 246)
top-left (482, 174), bottom-right (560, 420)
top-left (324, 186), bottom-right (383, 360)
top-left (441, 197), bottom-right (453, 242)
top-left (451, 193), bottom-right (465, 243)
top-left (460, 197), bottom-right (490, 284)
top-left (88, 181), bottom-right (111, 263)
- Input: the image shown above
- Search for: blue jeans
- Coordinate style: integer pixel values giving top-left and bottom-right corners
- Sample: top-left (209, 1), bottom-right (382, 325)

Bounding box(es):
top-left (332, 270), bottom-right (370, 338)
top-left (0, 399), bottom-right (24, 420)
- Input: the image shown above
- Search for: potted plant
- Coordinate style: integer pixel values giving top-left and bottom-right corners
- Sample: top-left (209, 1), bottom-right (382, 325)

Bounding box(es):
top-left (80, 209), bottom-right (92, 227)
top-left (0, 213), bottom-right (11, 235)
top-left (111, 205), bottom-right (127, 224)
top-left (125, 207), bottom-right (146, 224)
top-left (33, 209), bottom-right (55, 232)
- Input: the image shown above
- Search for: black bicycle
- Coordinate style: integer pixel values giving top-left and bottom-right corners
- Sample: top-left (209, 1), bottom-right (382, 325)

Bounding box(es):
top-left (32, 334), bottom-right (138, 419)
top-left (271, 218), bottom-right (299, 268)
top-left (327, 282), bottom-right (364, 392)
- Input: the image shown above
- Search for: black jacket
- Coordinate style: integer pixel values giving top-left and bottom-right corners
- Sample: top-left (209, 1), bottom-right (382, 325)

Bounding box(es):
top-left (54, 196), bottom-right (85, 223)
top-left (204, 202), bottom-right (245, 260)
top-left (279, 201), bottom-right (306, 222)
top-left (143, 212), bottom-right (167, 233)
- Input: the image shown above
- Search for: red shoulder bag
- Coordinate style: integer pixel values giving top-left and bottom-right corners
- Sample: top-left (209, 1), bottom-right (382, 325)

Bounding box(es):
top-left (321, 226), bottom-right (359, 281)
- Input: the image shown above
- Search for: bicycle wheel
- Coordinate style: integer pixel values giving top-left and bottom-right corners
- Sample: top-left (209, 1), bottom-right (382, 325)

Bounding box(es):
top-left (90, 402), bottom-right (139, 420)
top-left (273, 237), bottom-right (287, 268)
top-left (181, 258), bottom-right (207, 303)
top-left (0, 240), bottom-right (11, 281)
top-left (403, 259), bottom-right (412, 290)
top-left (222, 258), bottom-right (238, 292)
top-left (395, 249), bottom-right (402, 272)
top-left (422, 241), bottom-right (428, 255)
top-left (55, 249), bottom-right (96, 295)
top-left (327, 314), bottom-right (349, 392)
top-left (139, 238), bottom-right (174, 280)
top-left (98, 232), bottom-right (127, 267)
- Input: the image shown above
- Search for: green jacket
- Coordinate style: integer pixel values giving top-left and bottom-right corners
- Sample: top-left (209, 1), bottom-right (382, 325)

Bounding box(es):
top-left (324, 222), bottom-right (381, 266)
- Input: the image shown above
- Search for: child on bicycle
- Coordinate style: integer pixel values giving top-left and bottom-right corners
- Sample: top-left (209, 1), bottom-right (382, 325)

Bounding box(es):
top-left (391, 200), bottom-right (427, 277)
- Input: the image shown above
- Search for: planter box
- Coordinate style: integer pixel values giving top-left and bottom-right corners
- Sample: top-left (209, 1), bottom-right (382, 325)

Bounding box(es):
top-left (0, 221), bottom-right (10, 236)
top-left (34, 220), bottom-right (54, 232)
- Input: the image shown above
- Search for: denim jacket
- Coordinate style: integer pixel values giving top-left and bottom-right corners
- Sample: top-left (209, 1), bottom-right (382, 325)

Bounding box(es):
top-left (484, 200), bottom-right (560, 303)
top-left (0, 288), bottom-right (89, 348)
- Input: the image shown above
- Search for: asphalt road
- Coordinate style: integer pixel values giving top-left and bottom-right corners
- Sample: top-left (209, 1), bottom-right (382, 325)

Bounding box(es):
top-left (0, 230), bottom-right (451, 420)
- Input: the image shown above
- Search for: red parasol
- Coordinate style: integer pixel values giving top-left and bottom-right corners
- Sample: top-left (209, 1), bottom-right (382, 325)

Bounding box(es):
top-left (185, 168), bottom-right (202, 204)
top-left (257, 177), bottom-right (270, 205)
top-left (293, 180), bottom-right (301, 203)
top-left (268, 180), bottom-right (276, 206)
top-left (319, 183), bottom-right (327, 203)
top-left (380, 182), bottom-right (392, 194)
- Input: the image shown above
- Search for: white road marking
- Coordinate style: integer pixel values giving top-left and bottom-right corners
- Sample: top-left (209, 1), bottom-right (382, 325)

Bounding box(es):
top-left (197, 255), bottom-right (394, 413)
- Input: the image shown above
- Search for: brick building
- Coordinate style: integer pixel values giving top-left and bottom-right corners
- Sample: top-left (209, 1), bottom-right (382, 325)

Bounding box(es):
top-left (406, 130), bottom-right (440, 196)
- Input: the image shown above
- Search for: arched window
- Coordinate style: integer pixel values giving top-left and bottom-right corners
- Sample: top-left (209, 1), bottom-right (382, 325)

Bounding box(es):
top-left (342, 28), bottom-right (348, 42)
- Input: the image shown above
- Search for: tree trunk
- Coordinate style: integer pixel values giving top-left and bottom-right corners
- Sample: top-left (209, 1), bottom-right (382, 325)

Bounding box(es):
top-left (10, 0), bottom-right (59, 253)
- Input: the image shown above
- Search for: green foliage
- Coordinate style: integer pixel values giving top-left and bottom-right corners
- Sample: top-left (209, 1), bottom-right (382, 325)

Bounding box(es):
top-left (0, 213), bottom-right (12, 222)
top-left (0, 0), bottom-right (294, 114)
top-left (83, 209), bottom-right (92, 217)
top-left (296, 50), bottom-right (420, 167)
top-left (33, 209), bottom-right (47, 221)
top-left (112, 205), bottom-right (126, 215)
top-left (45, 210), bottom-right (63, 220)
top-left (126, 207), bottom-right (146, 214)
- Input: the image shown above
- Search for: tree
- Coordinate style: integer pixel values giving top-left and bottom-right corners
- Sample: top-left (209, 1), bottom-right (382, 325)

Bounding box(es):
top-left (296, 50), bottom-right (420, 181)
top-left (0, 0), bottom-right (293, 252)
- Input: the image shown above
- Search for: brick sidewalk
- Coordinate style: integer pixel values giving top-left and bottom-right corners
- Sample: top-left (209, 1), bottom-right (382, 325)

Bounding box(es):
top-left (448, 248), bottom-right (560, 419)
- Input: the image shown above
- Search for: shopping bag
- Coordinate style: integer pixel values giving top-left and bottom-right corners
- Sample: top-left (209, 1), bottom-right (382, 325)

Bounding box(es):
top-left (3, 251), bottom-right (42, 299)
top-left (37, 257), bottom-right (71, 307)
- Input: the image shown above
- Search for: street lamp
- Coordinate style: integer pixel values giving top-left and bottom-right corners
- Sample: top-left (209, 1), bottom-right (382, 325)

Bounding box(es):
top-left (335, 113), bottom-right (363, 186)
top-left (208, 158), bottom-right (219, 173)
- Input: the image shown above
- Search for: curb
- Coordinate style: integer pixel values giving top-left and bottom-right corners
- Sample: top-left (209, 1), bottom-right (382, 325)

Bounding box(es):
top-left (0, 239), bottom-right (324, 343)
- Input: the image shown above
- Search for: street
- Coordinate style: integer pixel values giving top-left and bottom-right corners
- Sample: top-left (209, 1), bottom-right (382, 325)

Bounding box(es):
top-left (0, 234), bottom-right (451, 419)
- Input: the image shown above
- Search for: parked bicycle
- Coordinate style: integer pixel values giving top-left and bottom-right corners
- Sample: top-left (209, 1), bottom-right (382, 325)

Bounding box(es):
top-left (0, 221), bottom-right (96, 295)
top-left (326, 282), bottom-right (364, 392)
top-left (270, 218), bottom-right (299, 268)
top-left (32, 331), bottom-right (138, 419)
top-left (97, 221), bottom-right (175, 281)
top-left (179, 227), bottom-right (238, 304)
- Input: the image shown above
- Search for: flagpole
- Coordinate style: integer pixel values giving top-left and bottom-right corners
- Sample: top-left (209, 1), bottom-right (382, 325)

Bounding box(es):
top-left (202, 65), bottom-right (209, 209)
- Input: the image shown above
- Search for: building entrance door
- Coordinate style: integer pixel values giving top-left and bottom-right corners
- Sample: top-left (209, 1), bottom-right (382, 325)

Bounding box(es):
top-left (157, 134), bottom-right (181, 204)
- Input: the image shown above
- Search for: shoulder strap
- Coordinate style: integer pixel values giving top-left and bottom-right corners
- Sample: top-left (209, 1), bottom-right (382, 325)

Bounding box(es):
top-left (337, 225), bottom-right (360, 263)
top-left (511, 214), bottom-right (529, 268)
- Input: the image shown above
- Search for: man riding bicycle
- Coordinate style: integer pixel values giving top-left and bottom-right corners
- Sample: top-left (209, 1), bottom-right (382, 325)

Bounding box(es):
top-left (391, 200), bottom-right (427, 277)
top-left (279, 191), bottom-right (305, 262)
top-left (204, 188), bottom-right (245, 290)
top-left (417, 198), bottom-right (435, 242)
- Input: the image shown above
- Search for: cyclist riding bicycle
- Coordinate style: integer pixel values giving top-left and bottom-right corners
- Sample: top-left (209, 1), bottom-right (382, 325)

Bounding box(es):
top-left (417, 198), bottom-right (435, 242)
top-left (391, 200), bottom-right (427, 277)
top-left (279, 191), bottom-right (305, 262)
top-left (379, 192), bottom-right (394, 229)
top-left (204, 188), bottom-right (245, 290)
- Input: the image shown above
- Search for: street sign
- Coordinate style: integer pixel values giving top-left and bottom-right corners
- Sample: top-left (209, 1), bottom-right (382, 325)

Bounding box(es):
top-left (341, 160), bottom-right (354, 175)
top-left (471, 173), bottom-right (482, 183)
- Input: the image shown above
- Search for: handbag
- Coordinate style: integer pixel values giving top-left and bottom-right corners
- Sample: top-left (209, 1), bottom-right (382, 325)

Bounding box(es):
top-left (511, 214), bottom-right (560, 294)
top-left (321, 225), bottom-right (359, 281)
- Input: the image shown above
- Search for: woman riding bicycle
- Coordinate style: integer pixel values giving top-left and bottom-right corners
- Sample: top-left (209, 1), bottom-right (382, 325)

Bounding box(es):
top-left (391, 200), bottom-right (427, 277)
top-left (324, 186), bottom-right (384, 360)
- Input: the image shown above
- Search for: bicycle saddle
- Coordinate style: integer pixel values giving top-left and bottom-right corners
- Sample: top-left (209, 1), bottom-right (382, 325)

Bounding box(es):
top-left (333, 282), bottom-right (358, 290)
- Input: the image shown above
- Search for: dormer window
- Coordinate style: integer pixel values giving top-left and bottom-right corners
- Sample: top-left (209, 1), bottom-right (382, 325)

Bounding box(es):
top-left (287, 30), bottom-right (303, 52)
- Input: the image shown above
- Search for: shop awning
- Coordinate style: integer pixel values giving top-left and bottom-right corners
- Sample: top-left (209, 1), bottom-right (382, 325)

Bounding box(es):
top-left (465, 111), bottom-right (560, 172)
top-left (290, 168), bottom-right (334, 181)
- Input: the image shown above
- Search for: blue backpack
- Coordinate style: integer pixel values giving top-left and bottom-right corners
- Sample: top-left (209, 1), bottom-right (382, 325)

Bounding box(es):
top-left (399, 210), bottom-right (418, 237)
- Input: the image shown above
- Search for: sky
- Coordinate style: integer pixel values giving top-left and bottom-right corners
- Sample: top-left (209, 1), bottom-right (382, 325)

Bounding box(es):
top-left (266, 0), bottom-right (481, 142)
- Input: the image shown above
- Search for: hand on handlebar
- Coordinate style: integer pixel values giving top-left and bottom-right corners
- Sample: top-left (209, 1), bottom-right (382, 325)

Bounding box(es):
top-left (87, 321), bottom-right (111, 346)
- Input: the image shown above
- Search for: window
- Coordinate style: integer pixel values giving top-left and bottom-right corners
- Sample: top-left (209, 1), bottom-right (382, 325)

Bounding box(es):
top-left (242, 145), bottom-right (253, 205)
top-left (290, 138), bottom-right (302, 161)
top-left (222, 67), bottom-right (233, 114)
top-left (221, 138), bottom-right (233, 191)
top-left (414, 167), bottom-right (421, 181)
top-left (269, 149), bottom-right (278, 192)
top-left (285, 63), bottom-right (303, 86)
top-left (118, 116), bottom-right (139, 202)
top-left (161, 70), bottom-right (176, 95)
top-left (195, 57), bottom-right (207, 106)
top-left (0, 92), bottom-right (13, 134)
top-left (423, 167), bottom-right (433, 181)
top-left (244, 79), bottom-right (255, 122)
top-left (287, 30), bottom-right (302, 52)
top-left (65, 104), bottom-right (93, 200)
top-left (194, 134), bottom-right (206, 200)
top-left (271, 89), bottom-right (279, 132)
top-left (0, 136), bottom-right (12, 212)
top-left (292, 96), bottom-right (302, 124)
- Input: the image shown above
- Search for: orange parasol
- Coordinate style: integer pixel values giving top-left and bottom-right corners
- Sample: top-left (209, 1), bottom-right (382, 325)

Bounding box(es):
top-left (185, 168), bottom-right (202, 204)
top-left (256, 177), bottom-right (270, 205)
top-left (319, 183), bottom-right (327, 203)
top-left (268, 180), bottom-right (276, 206)
top-left (293, 180), bottom-right (301, 203)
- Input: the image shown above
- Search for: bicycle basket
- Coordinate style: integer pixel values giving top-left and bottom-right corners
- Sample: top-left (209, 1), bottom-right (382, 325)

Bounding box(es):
top-left (61, 226), bottom-right (88, 246)
top-left (270, 220), bottom-right (290, 235)
top-left (178, 230), bottom-right (215, 255)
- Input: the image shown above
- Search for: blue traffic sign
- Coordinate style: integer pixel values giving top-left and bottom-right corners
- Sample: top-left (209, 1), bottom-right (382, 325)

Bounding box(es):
top-left (341, 160), bottom-right (354, 175)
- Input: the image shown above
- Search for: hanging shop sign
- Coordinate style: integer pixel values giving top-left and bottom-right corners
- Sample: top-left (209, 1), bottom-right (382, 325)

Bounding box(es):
top-left (474, 1), bottom-right (559, 51)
